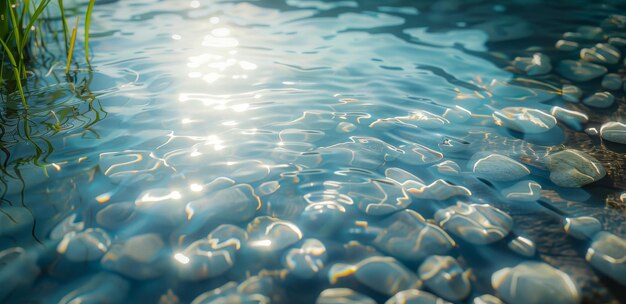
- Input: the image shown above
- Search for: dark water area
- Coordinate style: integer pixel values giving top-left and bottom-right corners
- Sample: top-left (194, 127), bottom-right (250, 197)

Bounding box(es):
top-left (1, 0), bottom-right (626, 303)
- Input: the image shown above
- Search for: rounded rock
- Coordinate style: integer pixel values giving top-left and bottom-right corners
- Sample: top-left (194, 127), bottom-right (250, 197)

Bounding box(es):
top-left (583, 92), bottom-right (614, 108)
top-left (468, 153), bottom-right (530, 182)
top-left (546, 149), bottom-right (606, 187)
top-left (491, 262), bottom-right (580, 304)
top-left (600, 121), bottom-right (626, 144)
top-left (492, 107), bottom-right (557, 134)
top-left (418, 255), bottom-right (471, 301)
top-left (601, 73), bottom-right (623, 90)
top-left (434, 203), bottom-right (513, 245)
top-left (556, 60), bottom-right (607, 82)
top-left (586, 232), bottom-right (626, 285)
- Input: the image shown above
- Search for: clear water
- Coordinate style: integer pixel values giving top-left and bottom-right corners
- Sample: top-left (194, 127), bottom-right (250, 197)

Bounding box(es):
top-left (1, 0), bottom-right (626, 303)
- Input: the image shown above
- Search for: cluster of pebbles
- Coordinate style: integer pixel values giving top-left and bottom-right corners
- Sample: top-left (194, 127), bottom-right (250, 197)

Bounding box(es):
top-left (2, 6), bottom-right (626, 304)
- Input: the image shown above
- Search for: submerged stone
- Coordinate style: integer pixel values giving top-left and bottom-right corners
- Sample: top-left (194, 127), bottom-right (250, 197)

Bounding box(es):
top-left (371, 210), bottom-right (455, 261)
top-left (96, 202), bottom-right (135, 230)
top-left (601, 73), bottom-right (623, 90)
top-left (492, 262), bottom-right (580, 304)
top-left (175, 225), bottom-right (247, 281)
top-left (550, 106), bottom-right (588, 131)
top-left (492, 107), bottom-right (557, 134)
top-left (600, 122), bottom-right (626, 144)
top-left (406, 179), bottom-right (471, 200)
top-left (563, 26), bottom-right (604, 41)
top-left (583, 92), bottom-right (614, 108)
top-left (431, 160), bottom-right (462, 176)
top-left (316, 288), bottom-right (376, 304)
top-left (468, 152), bottom-right (530, 182)
top-left (565, 216), bottom-right (602, 240)
top-left (57, 228), bottom-right (111, 262)
top-left (556, 40), bottom-right (579, 51)
top-left (562, 84), bottom-right (583, 102)
top-left (101, 234), bottom-right (167, 279)
top-left (345, 179), bottom-right (411, 215)
top-left (247, 216), bottom-right (302, 251)
top-left (354, 256), bottom-right (422, 295)
top-left (385, 289), bottom-right (450, 304)
top-left (473, 294), bottom-right (504, 304)
top-left (58, 273), bottom-right (130, 304)
top-left (135, 188), bottom-right (186, 223)
top-left (580, 43), bottom-right (621, 64)
top-left (300, 202), bottom-right (346, 237)
top-left (546, 149), bottom-right (606, 187)
top-left (508, 236), bottom-right (536, 257)
top-left (418, 255), bottom-right (471, 301)
top-left (512, 53), bottom-right (551, 75)
top-left (586, 232), bottom-right (626, 285)
top-left (435, 203), bottom-right (513, 244)
top-left (556, 60), bottom-right (607, 82)
top-left (50, 213), bottom-right (84, 240)
top-left (501, 180), bottom-right (541, 202)
top-left (0, 248), bottom-right (40, 302)
top-left (285, 239), bottom-right (327, 279)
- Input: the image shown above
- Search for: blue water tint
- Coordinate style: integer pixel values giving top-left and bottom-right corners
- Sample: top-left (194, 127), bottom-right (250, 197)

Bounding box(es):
top-left (1, 0), bottom-right (626, 303)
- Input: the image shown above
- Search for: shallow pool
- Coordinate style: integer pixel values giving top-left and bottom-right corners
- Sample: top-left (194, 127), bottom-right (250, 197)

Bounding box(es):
top-left (1, 0), bottom-right (626, 303)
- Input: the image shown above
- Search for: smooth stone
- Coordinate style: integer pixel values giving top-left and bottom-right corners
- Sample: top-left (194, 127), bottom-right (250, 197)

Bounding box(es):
top-left (316, 288), bottom-right (376, 304)
top-left (175, 225), bottom-right (247, 281)
top-left (585, 127), bottom-right (599, 136)
top-left (563, 26), bottom-right (604, 41)
top-left (473, 294), bottom-right (504, 304)
top-left (546, 149), bottom-right (606, 187)
top-left (346, 179), bottom-right (411, 215)
top-left (602, 15), bottom-right (626, 29)
top-left (512, 53), bottom-right (551, 75)
top-left (285, 239), bottom-right (327, 279)
top-left (555, 40), bottom-right (579, 51)
top-left (564, 216), bottom-right (602, 240)
top-left (184, 184), bottom-right (260, 234)
top-left (468, 152), bottom-right (530, 182)
top-left (247, 216), bottom-right (302, 251)
top-left (435, 203), bottom-right (513, 244)
top-left (492, 262), bottom-right (580, 304)
top-left (508, 236), bottom-right (536, 257)
top-left (385, 289), bottom-right (451, 304)
top-left (580, 43), bottom-right (621, 64)
top-left (96, 202), bottom-right (135, 230)
top-left (0, 247), bottom-right (40, 302)
top-left (57, 228), bottom-right (111, 262)
top-left (586, 232), bottom-right (626, 285)
top-left (550, 106), bottom-right (589, 131)
top-left (562, 84), bottom-right (583, 102)
top-left (601, 73), bottom-right (622, 90)
top-left (501, 180), bottom-right (541, 202)
top-left (431, 160), bottom-right (462, 176)
top-left (101, 234), bottom-right (166, 279)
top-left (406, 179), bottom-right (471, 200)
top-left (50, 213), bottom-right (84, 240)
top-left (354, 256), bottom-right (422, 295)
top-left (135, 188), bottom-right (186, 223)
top-left (385, 167), bottom-right (424, 185)
top-left (600, 122), bottom-right (626, 144)
top-left (418, 255), bottom-right (471, 301)
top-left (300, 202), bottom-right (346, 237)
top-left (371, 210), bottom-right (455, 261)
top-left (556, 60), bottom-right (607, 82)
top-left (583, 92), bottom-right (614, 108)
top-left (493, 107), bottom-right (556, 134)
top-left (58, 273), bottom-right (130, 304)
top-left (609, 37), bottom-right (626, 47)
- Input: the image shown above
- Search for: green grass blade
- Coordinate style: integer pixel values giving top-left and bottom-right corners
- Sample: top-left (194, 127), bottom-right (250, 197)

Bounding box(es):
top-left (0, 0), bottom-right (8, 41)
top-left (84, 0), bottom-right (95, 66)
top-left (57, 0), bottom-right (69, 53)
top-left (19, 0), bottom-right (51, 51)
top-left (0, 37), bottom-right (28, 109)
top-left (65, 16), bottom-right (78, 74)
top-left (8, 0), bottom-right (21, 58)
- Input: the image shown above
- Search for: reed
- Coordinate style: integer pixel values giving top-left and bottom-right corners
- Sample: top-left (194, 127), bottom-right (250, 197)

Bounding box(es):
top-left (0, 0), bottom-right (96, 109)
